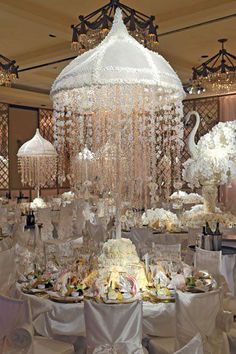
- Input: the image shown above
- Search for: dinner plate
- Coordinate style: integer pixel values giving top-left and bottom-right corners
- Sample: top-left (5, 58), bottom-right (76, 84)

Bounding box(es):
top-left (48, 292), bottom-right (84, 303)
top-left (101, 296), bottom-right (138, 304)
top-left (185, 287), bottom-right (207, 293)
top-left (22, 287), bottom-right (49, 295)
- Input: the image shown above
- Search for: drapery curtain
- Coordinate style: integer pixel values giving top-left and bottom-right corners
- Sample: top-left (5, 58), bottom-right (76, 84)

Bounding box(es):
top-left (219, 94), bottom-right (236, 215)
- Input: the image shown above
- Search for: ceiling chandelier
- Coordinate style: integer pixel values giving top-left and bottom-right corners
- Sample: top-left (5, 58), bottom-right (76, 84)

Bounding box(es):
top-left (0, 54), bottom-right (18, 86)
top-left (71, 0), bottom-right (159, 53)
top-left (192, 39), bottom-right (236, 92)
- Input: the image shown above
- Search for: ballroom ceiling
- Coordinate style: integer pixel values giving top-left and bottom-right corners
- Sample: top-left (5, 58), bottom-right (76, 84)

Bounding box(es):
top-left (0, 0), bottom-right (235, 107)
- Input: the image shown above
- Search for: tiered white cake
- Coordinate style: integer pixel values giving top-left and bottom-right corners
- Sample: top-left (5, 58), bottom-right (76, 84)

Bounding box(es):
top-left (98, 238), bottom-right (148, 289)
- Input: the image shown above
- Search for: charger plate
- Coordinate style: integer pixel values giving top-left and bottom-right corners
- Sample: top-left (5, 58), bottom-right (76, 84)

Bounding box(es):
top-left (48, 292), bottom-right (84, 303)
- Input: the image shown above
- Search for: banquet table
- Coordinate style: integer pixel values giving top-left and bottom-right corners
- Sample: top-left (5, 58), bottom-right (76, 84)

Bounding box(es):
top-left (19, 291), bottom-right (176, 343)
top-left (122, 228), bottom-right (197, 247)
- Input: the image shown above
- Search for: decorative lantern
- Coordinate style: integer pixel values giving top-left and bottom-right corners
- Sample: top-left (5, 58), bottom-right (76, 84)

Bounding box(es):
top-left (17, 129), bottom-right (57, 197)
top-left (51, 9), bottom-right (185, 237)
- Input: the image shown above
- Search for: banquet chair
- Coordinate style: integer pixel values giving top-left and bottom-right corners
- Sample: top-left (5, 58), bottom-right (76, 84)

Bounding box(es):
top-left (0, 247), bottom-right (16, 295)
top-left (86, 221), bottom-right (106, 244)
top-left (147, 337), bottom-right (175, 354)
top-left (153, 243), bottom-right (181, 262)
top-left (84, 299), bottom-right (148, 354)
top-left (173, 333), bottom-right (203, 354)
top-left (0, 294), bottom-right (75, 354)
top-left (194, 247), bottom-right (222, 277)
top-left (175, 289), bottom-right (230, 354)
top-left (129, 228), bottom-right (153, 252)
top-left (195, 247), bottom-right (236, 322)
top-left (57, 204), bottom-right (74, 240)
top-left (227, 321), bottom-right (236, 354)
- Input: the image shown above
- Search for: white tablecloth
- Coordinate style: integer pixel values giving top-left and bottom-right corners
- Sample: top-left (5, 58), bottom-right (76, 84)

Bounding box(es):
top-left (21, 293), bottom-right (175, 342)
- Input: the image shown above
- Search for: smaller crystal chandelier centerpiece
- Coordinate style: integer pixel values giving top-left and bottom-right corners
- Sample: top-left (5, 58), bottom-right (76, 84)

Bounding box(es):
top-left (0, 54), bottom-right (18, 86)
top-left (71, 0), bottom-right (159, 53)
top-left (192, 39), bottom-right (236, 93)
top-left (17, 129), bottom-right (57, 196)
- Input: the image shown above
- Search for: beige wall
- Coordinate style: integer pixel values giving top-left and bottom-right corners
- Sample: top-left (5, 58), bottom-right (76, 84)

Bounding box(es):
top-left (9, 106), bottom-right (38, 189)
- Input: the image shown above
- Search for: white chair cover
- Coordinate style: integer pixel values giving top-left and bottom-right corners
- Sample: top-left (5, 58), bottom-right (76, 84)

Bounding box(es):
top-left (57, 204), bottom-right (74, 240)
top-left (0, 237), bottom-right (13, 252)
top-left (0, 294), bottom-right (33, 354)
top-left (73, 200), bottom-right (86, 238)
top-left (174, 333), bottom-right (203, 354)
top-left (0, 247), bottom-right (16, 294)
top-left (220, 255), bottom-right (236, 296)
top-left (37, 208), bottom-right (53, 241)
top-left (1, 293), bottom-right (75, 354)
top-left (175, 290), bottom-right (221, 353)
top-left (86, 221), bottom-right (106, 244)
top-left (147, 337), bottom-right (175, 354)
top-left (227, 322), bottom-right (236, 354)
top-left (153, 243), bottom-right (181, 261)
top-left (84, 300), bottom-right (145, 354)
top-left (130, 228), bottom-right (153, 244)
top-left (194, 247), bottom-right (222, 277)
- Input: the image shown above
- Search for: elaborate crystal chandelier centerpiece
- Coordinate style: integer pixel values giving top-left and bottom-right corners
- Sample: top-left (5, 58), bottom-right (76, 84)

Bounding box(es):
top-left (51, 9), bottom-right (185, 236)
top-left (192, 39), bottom-right (236, 93)
top-left (71, 0), bottom-right (159, 53)
top-left (17, 129), bottom-right (57, 195)
top-left (0, 54), bottom-right (18, 86)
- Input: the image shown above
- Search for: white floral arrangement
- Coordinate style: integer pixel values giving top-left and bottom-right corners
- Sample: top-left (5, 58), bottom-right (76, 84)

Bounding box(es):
top-left (183, 120), bottom-right (236, 188)
top-left (99, 238), bottom-right (140, 267)
top-left (120, 209), bottom-right (141, 231)
top-left (181, 204), bottom-right (236, 228)
top-left (98, 238), bottom-right (148, 289)
top-left (170, 191), bottom-right (203, 204)
top-left (142, 208), bottom-right (181, 231)
top-left (61, 191), bottom-right (75, 202)
top-left (30, 197), bottom-right (48, 210)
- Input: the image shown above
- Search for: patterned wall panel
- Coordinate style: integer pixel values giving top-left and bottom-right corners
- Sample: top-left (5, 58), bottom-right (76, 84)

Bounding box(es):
top-left (39, 108), bottom-right (57, 188)
top-left (39, 109), bottom-right (54, 143)
top-left (0, 103), bottom-right (9, 189)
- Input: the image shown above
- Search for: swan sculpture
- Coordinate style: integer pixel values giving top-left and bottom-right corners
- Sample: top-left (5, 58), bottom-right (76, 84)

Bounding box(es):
top-left (183, 118), bottom-right (236, 189)
top-left (184, 111), bottom-right (201, 158)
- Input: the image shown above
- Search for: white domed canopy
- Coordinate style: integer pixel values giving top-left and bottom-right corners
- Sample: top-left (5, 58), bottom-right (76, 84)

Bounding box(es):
top-left (17, 129), bottom-right (57, 157)
top-left (51, 9), bottom-right (185, 103)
